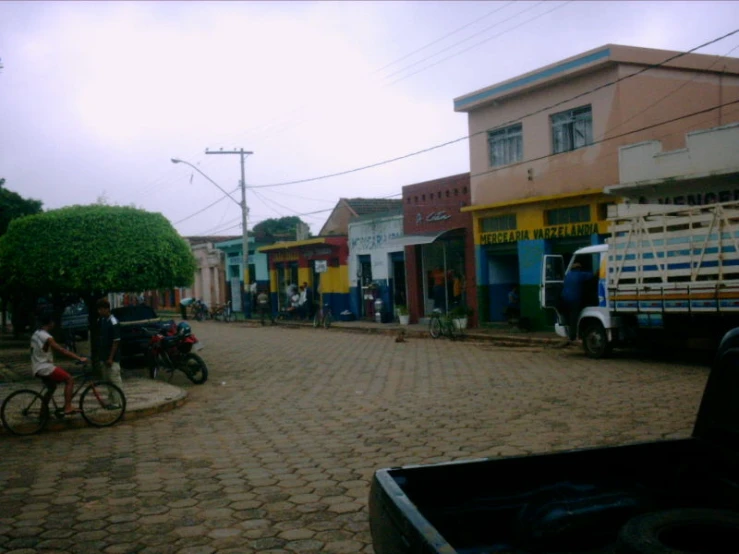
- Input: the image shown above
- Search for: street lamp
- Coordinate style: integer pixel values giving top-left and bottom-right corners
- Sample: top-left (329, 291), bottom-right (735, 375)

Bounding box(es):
top-left (171, 157), bottom-right (251, 316)
top-left (171, 159), bottom-right (241, 208)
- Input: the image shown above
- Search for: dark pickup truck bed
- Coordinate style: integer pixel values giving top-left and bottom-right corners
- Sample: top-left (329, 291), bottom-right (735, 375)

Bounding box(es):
top-left (369, 330), bottom-right (739, 554)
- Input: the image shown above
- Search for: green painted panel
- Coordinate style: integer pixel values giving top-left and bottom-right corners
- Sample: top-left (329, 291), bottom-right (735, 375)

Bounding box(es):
top-left (520, 285), bottom-right (557, 331)
top-left (477, 286), bottom-right (490, 323)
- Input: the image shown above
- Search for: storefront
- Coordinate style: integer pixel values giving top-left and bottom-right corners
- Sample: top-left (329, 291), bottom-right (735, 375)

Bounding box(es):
top-left (214, 236), bottom-right (271, 314)
top-left (466, 190), bottom-right (611, 330)
top-left (258, 237), bottom-right (350, 316)
top-left (393, 173), bottom-right (476, 324)
top-left (348, 213), bottom-right (405, 322)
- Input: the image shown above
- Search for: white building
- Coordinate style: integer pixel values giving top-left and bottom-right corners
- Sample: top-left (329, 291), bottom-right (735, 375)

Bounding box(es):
top-left (347, 212), bottom-right (406, 321)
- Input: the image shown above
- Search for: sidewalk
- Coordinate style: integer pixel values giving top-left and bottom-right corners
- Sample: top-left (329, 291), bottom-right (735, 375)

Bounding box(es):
top-left (0, 377), bottom-right (187, 434)
top-left (241, 315), bottom-right (569, 347)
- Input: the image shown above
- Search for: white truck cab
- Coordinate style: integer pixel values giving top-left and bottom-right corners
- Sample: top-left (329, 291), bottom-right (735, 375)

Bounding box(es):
top-left (541, 244), bottom-right (616, 358)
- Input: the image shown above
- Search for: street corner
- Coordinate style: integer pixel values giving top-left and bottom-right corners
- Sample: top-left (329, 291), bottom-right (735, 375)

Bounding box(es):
top-left (0, 378), bottom-right (188, 435)
top-left (121, 378), bottom-right (189, 421)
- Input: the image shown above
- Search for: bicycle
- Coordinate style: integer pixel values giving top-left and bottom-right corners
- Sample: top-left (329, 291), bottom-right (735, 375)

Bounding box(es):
top-left (211, 301), bottom-right (233, 322)
top-left (313, 302), bottom-right (333, 329)
top-left (428, 310), bottom-right (464, 340)
top-left (1, 362), bottom-right (126, 436)
top-left (190, 300), bottom-right (209, 322)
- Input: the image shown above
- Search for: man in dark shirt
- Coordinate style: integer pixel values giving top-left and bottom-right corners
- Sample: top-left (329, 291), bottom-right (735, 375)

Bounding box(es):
top-left (97, 298), bottom-right (123, 395)
top-left (560, 262), bottom-right (593, 341)
top-left (302, 282), bottom-right (314, 319)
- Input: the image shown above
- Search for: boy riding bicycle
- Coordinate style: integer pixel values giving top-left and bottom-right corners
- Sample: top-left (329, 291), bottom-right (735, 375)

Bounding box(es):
top-left (31, 314), bottom-right (88, 415)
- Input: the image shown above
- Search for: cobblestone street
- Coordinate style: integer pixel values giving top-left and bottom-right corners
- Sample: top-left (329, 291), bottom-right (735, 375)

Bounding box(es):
top-left (0, 322), bottom-right (711, 554)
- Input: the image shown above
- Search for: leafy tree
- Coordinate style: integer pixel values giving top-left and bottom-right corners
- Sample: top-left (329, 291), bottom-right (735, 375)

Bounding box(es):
top-left (0, 178), bottom-right (43, 236)
top-left (0, 179), bottom-right (43, 332)
top-left (252, 216), bottom-right (309, 241)
top-left (0, 205), bottom-right (196, 345)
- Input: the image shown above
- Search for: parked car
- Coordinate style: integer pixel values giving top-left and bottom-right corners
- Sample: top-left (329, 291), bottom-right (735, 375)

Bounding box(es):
top-left (61, 301), bottom-right (89, 340)
top-left (112, 305), bottom-right (173, 359)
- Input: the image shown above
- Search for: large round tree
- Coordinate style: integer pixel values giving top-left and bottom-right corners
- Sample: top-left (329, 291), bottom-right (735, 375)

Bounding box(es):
top-left (0, 205), bottom-right (196, 339)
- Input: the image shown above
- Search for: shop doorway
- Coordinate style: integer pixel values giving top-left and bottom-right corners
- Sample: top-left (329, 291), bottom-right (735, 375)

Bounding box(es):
top-left (486, 252), bottom-right (518, 322)
top-left (358, 255), bottom-right (373, 319)
top-left (276, 262), bottom-right (299, 310)
top-left (420, 236), bottom-right (465, 315)
top-left (390, 253), bottom-right (406, 315)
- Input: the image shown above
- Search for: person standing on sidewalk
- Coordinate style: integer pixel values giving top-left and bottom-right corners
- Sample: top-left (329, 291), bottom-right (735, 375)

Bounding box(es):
top-left (257, 288), bottom-right (273, 325)
top-left (302, 282), bottom-right (314, 320)
top-left (96, 298), bottom-right (123, 396)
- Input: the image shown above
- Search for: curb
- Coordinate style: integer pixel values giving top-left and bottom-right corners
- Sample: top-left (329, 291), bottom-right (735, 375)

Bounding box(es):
top-left (239, 319), bottom-right (568, 347)
top-left (0, 386), bottom-right (188, 436)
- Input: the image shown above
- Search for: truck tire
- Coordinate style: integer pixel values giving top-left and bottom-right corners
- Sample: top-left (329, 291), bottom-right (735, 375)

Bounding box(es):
top-left (617, 508), bottom-right (739, 554)
top-left (582, 321), bottom-right (612, 359)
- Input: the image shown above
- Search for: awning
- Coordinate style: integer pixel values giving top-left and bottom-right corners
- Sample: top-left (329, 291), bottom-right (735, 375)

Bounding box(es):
top-left (385, 228), bottom-right (464, 248)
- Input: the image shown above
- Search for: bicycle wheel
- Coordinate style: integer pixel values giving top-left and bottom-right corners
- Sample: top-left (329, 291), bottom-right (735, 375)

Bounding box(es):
top-left (181, 353), bottom-right (208, 384)
top-left (429, 317), bottom-right (442, 339)
top-left (80, 381), bottom-right (126, 428)
top-left (323, 312), bottom-right (332, 329)
top-left (447, 318), bottom-right (461, 341)
top-left (313, 312), bottom-right (321, 328)
top-left (1, 389), bottom-right (49, 435)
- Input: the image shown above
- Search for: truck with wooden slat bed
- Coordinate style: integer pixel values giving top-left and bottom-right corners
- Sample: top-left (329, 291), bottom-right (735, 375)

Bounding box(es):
top-left (541, 200), bottom-right (739, 358)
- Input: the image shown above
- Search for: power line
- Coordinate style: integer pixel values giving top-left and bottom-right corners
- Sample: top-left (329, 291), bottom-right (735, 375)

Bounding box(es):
top-left (469, 99), bottom-right (739, 181)
top-left (204, 3), bottom-right (557, 157)
top-left (595, 40), bottom-right (739, 141)
top-left (248, 27), bottom-right (739, 190)
top-left (375, 2), bottom-right (516, 73)
top-left (173, 186), bottom-right (240, 225)
top-left (196, 101), bottom-right (739, 234)
top-left (384, 1), bottom-right (548, 81)
top-left (387, 2), bottom-right (571, 86)
top-left (123, 4), bottom-right (569, 206)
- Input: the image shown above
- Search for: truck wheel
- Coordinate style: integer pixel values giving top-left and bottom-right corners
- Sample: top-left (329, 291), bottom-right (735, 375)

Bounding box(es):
top-left (618, 509), bottom-right (739, 553)
top-left (582, 321), bottom-right (612, 359)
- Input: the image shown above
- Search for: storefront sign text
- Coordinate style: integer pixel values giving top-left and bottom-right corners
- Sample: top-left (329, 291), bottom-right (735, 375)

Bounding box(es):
top-left (481, 230), bottom-right (531, 245)
top-left (271, 251), bottom-right (299, 262)
top-left (532, 223), bottom-right (599, 240)
top-left (416, 211), bottom-right (452, 225)
top-left (638, 188), bottom-right (739, 206)
top-left (302, 247), bottom-right (333, 259)
top-left (480, 222), bottom-right (599, 245)
top-left (350, 232), bottom-right (402, 251)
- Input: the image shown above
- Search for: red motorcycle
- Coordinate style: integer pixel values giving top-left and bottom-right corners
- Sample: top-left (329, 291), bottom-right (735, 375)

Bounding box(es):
top-left (146, 321), bottom-right (208, 384)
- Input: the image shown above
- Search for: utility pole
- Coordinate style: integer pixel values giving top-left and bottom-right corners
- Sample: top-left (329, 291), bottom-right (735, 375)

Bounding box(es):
top-left (206, 148), bottom-right (254, 317)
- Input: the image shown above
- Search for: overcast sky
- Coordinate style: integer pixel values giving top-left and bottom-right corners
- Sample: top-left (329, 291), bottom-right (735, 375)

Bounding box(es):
top-left (1, 1), bottom-right (738, 237)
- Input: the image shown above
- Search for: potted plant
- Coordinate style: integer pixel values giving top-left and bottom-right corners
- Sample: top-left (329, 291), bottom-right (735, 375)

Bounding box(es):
top-left (450, 305), bottom-right (473, 330)
top-left (396, 305), bottom-right (410, 325)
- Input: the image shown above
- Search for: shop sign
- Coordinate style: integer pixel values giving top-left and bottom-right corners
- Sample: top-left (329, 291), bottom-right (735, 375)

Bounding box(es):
top-left (637, 188), bottom-right (739, 206)
top-left (314, 260), bottom-right (328, 273)
top-left (272, 251), bottom-right (299, 262)
top-left (350, 232), bottom-right (402, 251)
top-left (303, 247), bottom-right (333, 259)
top-left (481, 222), bottom-right (599, 245)
top-left (416, 211), bottom-right (452, 225)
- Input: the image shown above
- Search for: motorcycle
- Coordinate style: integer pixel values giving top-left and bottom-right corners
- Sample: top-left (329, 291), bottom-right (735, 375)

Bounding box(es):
top-left (146, 321), bottom-right (208, 384)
